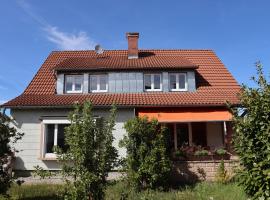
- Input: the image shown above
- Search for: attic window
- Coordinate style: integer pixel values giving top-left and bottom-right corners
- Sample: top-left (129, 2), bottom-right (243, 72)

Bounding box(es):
top-left (169, 73), bottom-right (187, 91)
top-left (90, 74), bottom-right (108, 93)
top-left (65, 75), bottom-right (83, 93)
top-left (144, 74), bottom-right (162, 91)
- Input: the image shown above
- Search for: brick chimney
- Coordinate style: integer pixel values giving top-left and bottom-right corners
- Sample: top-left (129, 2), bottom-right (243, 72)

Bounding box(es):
top-left (126, 32), bottom-right (139, 59)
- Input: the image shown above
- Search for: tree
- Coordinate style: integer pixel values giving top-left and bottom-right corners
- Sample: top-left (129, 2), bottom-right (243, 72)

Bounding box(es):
top-left (231, 62), bottom-right (270, 199)
top-left (57, 101), bottom-right (118, 200)
top-left (0, 111), bottom-right (24, 195)
top-left (120, 116), bottom-right (171, 190)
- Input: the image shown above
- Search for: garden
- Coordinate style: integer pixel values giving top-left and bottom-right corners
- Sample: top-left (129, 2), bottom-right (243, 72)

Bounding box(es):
top-left (1, 63), bottom-right (270, 199)
top-left (1, 181), bottom-right (247, 200)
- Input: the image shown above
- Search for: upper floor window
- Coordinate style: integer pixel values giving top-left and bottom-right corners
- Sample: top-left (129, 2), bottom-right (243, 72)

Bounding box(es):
top-left (90, 74), bottom-right (108, 92)
top-left (169, 73), bottom-right (187, 91)
top-left (144, 74), bottom-right (162, 91)
top-left (65, 75), bottom-right (83, 93)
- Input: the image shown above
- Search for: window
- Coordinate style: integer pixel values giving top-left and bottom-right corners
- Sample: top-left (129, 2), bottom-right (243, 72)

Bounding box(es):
top-left (144, 74), bottom-right (162, 91)
top-left (90, 74), bottom-right (108, 92)
top-left (169, 73), bottom-right (187, 91)
top-left (43, 119), bottom-right (70, 158)
top-left (65, 75), bottom-right (83, 93)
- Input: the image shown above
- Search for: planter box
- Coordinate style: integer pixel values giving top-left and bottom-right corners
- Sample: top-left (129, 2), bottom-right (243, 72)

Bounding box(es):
top-left (172, 154), bottom-right (230, 161)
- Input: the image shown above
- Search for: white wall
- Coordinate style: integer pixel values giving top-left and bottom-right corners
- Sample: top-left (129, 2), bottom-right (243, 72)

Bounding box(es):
top-left (10, 108), bottom-right (134, 170)
top-left (206, 122), bottom-right (224, 149)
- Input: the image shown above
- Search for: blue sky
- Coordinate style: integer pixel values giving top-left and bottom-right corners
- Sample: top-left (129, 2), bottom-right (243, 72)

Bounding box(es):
top-left (0, 0), bottom-right (270, 103)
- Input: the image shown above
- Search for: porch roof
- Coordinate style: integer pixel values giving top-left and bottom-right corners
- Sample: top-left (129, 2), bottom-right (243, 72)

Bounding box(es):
top-left (137, 108), bottom-right (232, 122)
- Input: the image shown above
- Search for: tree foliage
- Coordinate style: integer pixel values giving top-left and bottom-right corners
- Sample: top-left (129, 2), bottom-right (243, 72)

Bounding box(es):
top-left (0, 111), bottom-right (24, 195)
top-left (231, 62), bottom-right (270, 199)
top-left (56, 101), bottom-right (118, 200)
top-left (120, 117), bottom-right (171, 190)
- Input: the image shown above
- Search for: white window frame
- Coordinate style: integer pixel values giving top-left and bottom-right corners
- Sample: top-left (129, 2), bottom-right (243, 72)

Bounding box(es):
top-left (169, 73), bottom-right (187, 91)
top-left (65, 75), bottom-right (83, 94)
top-left (90, 74), bottom-right (108, 93)
top-left (144, 73), bottom-right (162, 91)
top-left (42, 119), bottom-right (70, 159)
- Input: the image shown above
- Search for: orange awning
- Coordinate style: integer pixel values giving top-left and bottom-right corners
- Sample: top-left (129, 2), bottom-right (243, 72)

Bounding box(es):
top-left (137, 108), bottom-right (232, 122)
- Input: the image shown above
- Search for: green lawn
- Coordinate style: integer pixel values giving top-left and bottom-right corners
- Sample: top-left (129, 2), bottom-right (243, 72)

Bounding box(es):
top-left (0, 181), bottom-right (247, 200)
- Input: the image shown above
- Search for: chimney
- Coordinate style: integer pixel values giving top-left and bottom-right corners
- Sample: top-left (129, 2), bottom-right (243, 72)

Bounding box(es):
top-left (126, 32), bottom-right (139, 59)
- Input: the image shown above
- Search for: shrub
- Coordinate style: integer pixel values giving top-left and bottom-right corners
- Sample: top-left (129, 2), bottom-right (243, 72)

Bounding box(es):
top-left (230, 62), bottom-right (270, 199)
top-left (0, 112), bottom-right (23, 195)
top-left (215, 160), bottom-right (230, 183)
top-left (120, 117), bottom-right (172, 190)
top-left (56, 101), bottom-right (118, 200)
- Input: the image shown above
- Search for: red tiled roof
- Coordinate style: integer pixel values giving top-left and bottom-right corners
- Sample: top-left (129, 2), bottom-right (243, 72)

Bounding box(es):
top-left (2, 50), bottom-right (240, 108)
top-left (54, 55), bottom-right (198, 71)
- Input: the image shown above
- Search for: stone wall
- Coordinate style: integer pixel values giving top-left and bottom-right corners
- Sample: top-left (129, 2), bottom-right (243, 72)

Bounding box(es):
top-left (171, 159), bottom-right (239, 183)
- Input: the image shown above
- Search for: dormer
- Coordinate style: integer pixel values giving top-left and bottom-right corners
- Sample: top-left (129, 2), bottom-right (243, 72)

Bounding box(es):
top-left (55, 33), bottom-right (197, 95)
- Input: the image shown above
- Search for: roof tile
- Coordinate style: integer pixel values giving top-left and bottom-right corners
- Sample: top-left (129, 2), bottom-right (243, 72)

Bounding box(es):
top-left (2, 50), bottom-right (241, 108)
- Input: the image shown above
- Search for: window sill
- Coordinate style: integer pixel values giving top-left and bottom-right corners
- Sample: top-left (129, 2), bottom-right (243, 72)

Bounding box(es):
top-left (65, 91), bottom-right (83, 94)
top-left (144, 90), bottom-right (162, 92)
top-left (91, 90), bottom-right (108, 93)
top-left (170, 89), bottom-right (188, 92)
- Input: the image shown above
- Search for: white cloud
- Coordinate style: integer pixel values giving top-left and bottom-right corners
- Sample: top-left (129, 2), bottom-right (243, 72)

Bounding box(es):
top-left (44, 26), bottom-right (96, 50)
top-left (17, 0), bottom-right (96, 50)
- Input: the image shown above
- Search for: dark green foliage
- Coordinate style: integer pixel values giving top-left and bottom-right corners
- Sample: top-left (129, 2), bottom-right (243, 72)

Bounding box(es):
top-left (120, 117), bottom-right (172, 190)
top-left (0, 112), bottom-right (23, 195)
top-left (56, 101), bottom-right (118, 200)
top-left (231, 62), bottom-right (270, 199)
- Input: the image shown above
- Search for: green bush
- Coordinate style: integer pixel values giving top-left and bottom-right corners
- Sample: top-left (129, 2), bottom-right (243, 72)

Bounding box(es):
top-left (120, 117), bottom-right (172, 190)
top-left (231, 62), bottom-right (270, 199)
top-left (0, 112), bottom-right (23, 195)
top-left (56, 101), bottom-right (118, 200)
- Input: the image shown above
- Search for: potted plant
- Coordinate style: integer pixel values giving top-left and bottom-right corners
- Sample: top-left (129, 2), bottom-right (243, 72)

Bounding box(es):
top-left (192, 149), bottom-right (211, 161)
top-left (214, 148), bottom-right (230, 160)
top-left (173, 149), bottom-right (187, 161)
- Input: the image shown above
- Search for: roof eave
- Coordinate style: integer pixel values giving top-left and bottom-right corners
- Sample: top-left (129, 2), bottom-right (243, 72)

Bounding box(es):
top-left (1, 103), bottom-right (240, 110)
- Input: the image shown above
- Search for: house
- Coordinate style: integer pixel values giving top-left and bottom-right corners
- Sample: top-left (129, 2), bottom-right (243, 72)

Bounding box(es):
top-left (1, 33), bottom-right (240, 181)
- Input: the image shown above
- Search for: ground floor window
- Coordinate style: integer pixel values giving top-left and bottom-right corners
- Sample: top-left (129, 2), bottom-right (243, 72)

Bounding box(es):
top-left (42, 119), bottom-right (70, 158)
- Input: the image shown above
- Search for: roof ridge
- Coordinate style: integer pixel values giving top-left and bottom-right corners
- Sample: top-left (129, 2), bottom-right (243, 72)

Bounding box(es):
top-left (51, 49), bottom-right (214, 53)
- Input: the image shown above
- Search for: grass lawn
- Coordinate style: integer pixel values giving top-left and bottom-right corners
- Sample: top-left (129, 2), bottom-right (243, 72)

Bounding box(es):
top-left (0, 181), bottom-right (247, 200)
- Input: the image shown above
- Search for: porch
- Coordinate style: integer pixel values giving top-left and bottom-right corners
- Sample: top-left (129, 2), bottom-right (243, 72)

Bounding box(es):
top-left (137, 107), bottom-right (235, 161)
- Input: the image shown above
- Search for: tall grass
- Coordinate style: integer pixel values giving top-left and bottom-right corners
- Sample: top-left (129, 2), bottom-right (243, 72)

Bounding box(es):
top-left (105, 181), bottom-right (247, 200)
top-left (0, 181), bottom-right (247, 200)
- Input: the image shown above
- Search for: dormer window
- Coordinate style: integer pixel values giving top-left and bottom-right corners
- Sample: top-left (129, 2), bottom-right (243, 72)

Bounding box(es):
top-left (65, 75), bottom-right (83, 93)
top-left (90, 74), bottom-right (108, 93)
top-left (169, 73), bottom-right (187, 91)
top-left (144, 74), bottom-right (162, 91)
